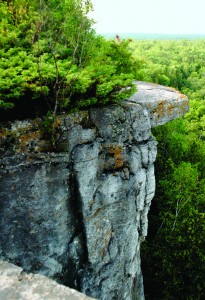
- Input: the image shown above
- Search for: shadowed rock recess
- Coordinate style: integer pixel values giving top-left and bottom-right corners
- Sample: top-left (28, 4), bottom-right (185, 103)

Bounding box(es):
top-left (0, 82), bottom-right (189, 300)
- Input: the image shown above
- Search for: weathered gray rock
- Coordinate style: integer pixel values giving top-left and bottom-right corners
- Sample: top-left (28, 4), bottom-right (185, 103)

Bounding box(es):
top-left (0, 82), bottom-right (189, 300)
top-left (128, 81), bottom-right (189, 126)
top-left (0, 260), bottom-right (95, 300)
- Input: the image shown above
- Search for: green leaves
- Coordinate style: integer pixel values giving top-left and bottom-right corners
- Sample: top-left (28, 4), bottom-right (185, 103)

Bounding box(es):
top-left (0, 100), bottom-right (14, 110)
top-left (0, 0), bottom-right (137, 117)
top-left (0, 48), bottom-right (38, 103)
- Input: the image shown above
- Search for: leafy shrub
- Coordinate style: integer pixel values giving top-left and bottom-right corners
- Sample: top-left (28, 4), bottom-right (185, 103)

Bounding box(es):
top-left (0, 0), bottom-right (137, 118)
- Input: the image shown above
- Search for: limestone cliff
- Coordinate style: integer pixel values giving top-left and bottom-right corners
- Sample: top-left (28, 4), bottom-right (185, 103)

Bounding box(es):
top-left (0, 82), bottom-right (189, 300)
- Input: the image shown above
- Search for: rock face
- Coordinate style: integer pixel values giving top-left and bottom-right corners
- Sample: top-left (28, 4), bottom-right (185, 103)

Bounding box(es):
top-left (0, 82), bottom-right (189, 300)
top-left (0, 260), bottom-right (95, 300)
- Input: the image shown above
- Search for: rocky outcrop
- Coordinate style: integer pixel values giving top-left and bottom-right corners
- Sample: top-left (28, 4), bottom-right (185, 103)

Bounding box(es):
top-left (0, 82), bottom-right (189, 300)
top-left (129, 81), bottom-right (189, 127)
top-left (0, 260), bottom-right (95, 300)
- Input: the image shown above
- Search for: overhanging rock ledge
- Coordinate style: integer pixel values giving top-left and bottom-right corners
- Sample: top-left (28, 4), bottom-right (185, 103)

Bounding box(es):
top-left (0, 82), bottom-right (189, 300)
top-left (127, 81), bottom-right (189, 126)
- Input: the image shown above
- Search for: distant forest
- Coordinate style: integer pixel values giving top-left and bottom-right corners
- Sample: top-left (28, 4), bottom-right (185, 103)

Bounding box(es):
top-left (103, 32), bottom-right (205, 40)
top-left (130, 39), bottom-right (205, 300)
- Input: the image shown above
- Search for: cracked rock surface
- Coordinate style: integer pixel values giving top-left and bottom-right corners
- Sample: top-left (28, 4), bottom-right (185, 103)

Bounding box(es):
top-left (0, 82), bottom-right (189, 300)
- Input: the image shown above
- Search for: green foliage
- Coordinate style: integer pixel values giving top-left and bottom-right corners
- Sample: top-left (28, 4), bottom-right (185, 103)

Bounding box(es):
top-left (143, 159), bottom-right (205, 299)
top-left (130, 39), bottom-right (205, 91)
top-left (130, 40), bottom-right (205, 299)
top-left (42, 111), bottom-right (63, 150)
top-left (0, 0), bottom-right (137, 116)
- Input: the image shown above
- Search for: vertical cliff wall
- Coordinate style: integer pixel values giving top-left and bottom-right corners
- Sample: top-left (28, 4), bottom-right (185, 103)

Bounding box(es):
top-left (0, 82), bottom-right (189, 300)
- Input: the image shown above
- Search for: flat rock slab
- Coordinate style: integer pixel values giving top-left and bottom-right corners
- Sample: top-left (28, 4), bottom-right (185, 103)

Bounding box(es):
top-left (127, 81), bottom-right (189, 127)
top-left (0, 260), bottom-right (95, 300)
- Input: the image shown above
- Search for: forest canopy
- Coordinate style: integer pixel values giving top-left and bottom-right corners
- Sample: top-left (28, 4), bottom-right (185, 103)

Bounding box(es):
top-left (0, 0), bottom-right (136, 120)
top-left (129, 39), bottom-right (205, 300)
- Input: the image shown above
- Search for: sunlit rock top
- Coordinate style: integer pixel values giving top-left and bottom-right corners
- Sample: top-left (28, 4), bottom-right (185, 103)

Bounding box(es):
top-left (127, 81), bottom-right (189, 127)
top-left (0, 261), bottom-right (95, 300)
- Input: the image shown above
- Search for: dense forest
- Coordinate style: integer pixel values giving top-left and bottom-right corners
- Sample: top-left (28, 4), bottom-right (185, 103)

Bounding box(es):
top-left (130, 40), bottom-right (205, 299)
top-left (1, 1), bottom-right (205, 299)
